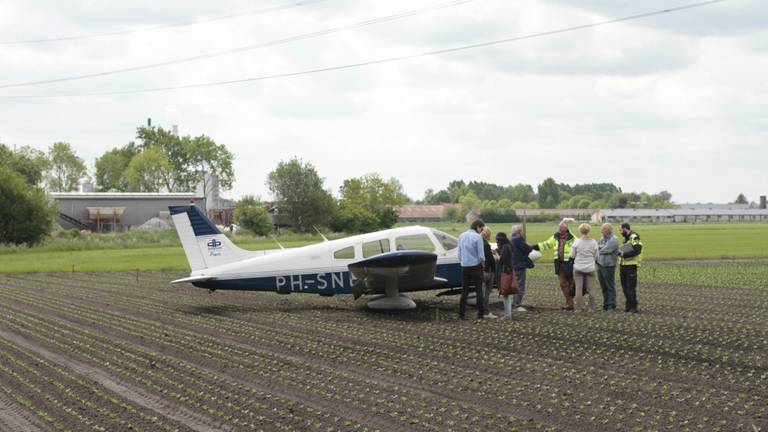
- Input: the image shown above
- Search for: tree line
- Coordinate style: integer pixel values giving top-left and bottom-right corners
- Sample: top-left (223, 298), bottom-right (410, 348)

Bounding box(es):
top-left (0, 130), bottom-right (757, 245)
top-left (94, 126), bottom-right (233, 193)
top-left (0, 123), bottom-right (234, 245)
top-left (423, 179), bottom-right (674, 209)
top-left (234, 158), bottom-right (408, 236)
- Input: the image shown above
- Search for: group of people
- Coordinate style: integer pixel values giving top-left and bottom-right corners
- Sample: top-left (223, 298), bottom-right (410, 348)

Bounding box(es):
top-left (457, 218), bottom-right (643, 320)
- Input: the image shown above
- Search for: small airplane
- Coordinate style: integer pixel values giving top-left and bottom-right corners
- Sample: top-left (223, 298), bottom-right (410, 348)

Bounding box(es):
top-left (168, 205), bottom-right (465, 310)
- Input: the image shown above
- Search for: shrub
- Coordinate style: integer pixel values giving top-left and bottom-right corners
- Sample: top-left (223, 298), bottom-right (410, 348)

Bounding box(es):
top-left (331, 205), bottom-right (380, 233)
top-left (233, 196), bottom-right (273, 236)
top-left (0, 166), bottom-right (55, 245)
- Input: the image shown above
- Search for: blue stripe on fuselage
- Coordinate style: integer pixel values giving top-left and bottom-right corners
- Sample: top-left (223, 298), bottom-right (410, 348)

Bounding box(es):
top-left (193, 263), bottom-right (463, 295)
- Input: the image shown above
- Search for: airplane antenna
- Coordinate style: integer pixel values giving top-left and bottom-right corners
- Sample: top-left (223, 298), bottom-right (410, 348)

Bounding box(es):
top-left (313, 225), bottom-right (329, 242)
top-left (270, 235), bottom-right (285, 249)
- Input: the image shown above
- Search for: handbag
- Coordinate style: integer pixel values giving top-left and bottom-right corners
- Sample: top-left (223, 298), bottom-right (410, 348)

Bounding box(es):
top-left (499, 268), bottom-right (518, 296)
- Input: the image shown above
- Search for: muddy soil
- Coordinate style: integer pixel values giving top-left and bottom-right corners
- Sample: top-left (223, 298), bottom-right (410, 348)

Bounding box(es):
top-left (0, 270), bottom-right (765, 431)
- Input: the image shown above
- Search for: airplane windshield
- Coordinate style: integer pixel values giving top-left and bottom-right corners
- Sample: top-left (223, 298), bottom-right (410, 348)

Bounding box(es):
top-left (431, 229), bottom-right (458, 251)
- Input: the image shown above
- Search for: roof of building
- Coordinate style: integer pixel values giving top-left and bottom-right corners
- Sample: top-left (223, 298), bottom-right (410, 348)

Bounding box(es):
top-left (51, 192), bottom-right (203, 199)
top-left (600, 209), bottom-right (674, 217)
top-left (677, 203), bottom-right (750, 210)
top-left (515, 208), bottom-right (594, 216)
top-left (600, 208), bottom-right (768, 217)
top-left (397, 205), bottom-right (453, 219)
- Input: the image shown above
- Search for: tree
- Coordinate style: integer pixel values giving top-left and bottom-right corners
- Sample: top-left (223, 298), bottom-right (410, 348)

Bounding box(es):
top-left (459, 192), bottom-right (481, 221)
top-left (467, 181), bottom-right (504, 201)
top-left (503, 183), bottom-right (536, 203)
top-left (47, 142), bottom-right (87, 192)
top-left (442, 206), bottom-right (462, 222)
top-left (233, 195), bottom-right (273, 236)
top-left (94, 143), bottom-right (139, 192)
top-left (446, 180), bottom-right (470, 203)
top-left (330, 204), bottom-right (380, 233)
top-left (537, 177), bottom-right (560, 208)
top-left (124, 147), bottom-right (174, 192)
top-left (734, 193), bottom-right (748, 205)
top-left (266, 158), bottom-right (335, 232)
top-left (422, 188), bottom-right (435, 204)
top-left (0, 143), bottom-right (50, 186)
top-left (337, 173), bottom-right (407, 230)
top-left (0, 166), bottom-right (54, 245)
top-left (136, 126), bottom-right (234, 192)
top-left (188, 134), bottom-right (235, 192)
top-left (427, 189), bottom-right (452, 204)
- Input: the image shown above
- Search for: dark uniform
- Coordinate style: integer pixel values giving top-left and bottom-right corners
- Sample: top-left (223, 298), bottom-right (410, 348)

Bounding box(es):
top-left (619, 230), bottom-right (643, 313)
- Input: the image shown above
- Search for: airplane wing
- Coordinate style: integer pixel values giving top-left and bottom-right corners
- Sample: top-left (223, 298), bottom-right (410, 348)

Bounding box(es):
top-left (347, 250), bottom-right (448, 300)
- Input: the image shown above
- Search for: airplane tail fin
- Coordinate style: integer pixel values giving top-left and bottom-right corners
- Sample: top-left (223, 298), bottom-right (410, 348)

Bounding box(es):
top-left (169, 205), bottom-right (249, 271)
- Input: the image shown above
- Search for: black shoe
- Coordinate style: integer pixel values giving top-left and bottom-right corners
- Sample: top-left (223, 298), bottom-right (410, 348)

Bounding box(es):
top-left (459, 315), bottom-right (467, 320)
top-left (629, 309), bottom-right (639, 313)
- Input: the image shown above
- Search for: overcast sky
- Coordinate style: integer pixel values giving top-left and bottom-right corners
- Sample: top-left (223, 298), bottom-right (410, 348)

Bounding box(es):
top-left (0, 0), bottom-right (765, 204)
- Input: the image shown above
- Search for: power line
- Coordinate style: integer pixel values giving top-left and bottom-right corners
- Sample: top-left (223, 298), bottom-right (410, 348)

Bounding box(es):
top-left (0, 0), bottom-right (475, 89)
top-left (0, 0), bottom-right (729, 99)
top-left (0, 0), bottom-right (329, 45)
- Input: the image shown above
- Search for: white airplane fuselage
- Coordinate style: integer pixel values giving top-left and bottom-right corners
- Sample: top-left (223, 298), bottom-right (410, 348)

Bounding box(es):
top-left (172, 212), bottom-right (463, 297)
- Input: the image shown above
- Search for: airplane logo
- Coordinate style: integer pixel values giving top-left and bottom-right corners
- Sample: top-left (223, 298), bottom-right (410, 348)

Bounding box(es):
top-left (207, 239), bottom-right (222, 249)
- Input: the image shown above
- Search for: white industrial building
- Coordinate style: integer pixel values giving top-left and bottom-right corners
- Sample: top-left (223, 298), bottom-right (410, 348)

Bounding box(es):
top-left (597, 208), bottom-right (768, 223)
top-left (52, 192), bottom-right (205, 232)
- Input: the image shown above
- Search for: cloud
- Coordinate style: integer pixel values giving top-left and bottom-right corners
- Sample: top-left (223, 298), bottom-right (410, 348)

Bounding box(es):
top-left (0, 0), bottom-right (765, 204)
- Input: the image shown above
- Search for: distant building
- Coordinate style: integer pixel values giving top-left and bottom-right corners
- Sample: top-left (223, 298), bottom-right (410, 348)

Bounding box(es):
top-left (677, 203), bottom-right (750, 210)
top-left (597, 208), bottom-right (768, 223)
top-left (397, 205), bottom-right (457, 222)
top-left (52, 192), bottom-right (205, 232)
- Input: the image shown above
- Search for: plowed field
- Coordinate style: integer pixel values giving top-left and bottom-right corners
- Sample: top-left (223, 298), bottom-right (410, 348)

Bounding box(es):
top-left (0, 266), bottom-right (765, 431)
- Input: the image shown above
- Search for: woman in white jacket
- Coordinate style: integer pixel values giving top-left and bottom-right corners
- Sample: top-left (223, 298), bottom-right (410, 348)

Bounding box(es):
top-left (572, 223), bottom-right (599, 312)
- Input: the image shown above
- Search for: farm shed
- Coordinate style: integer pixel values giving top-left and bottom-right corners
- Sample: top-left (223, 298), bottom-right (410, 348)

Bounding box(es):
top-left (598, 208), bottom-right (768, 223)
top-left (397, 205), bottom-right (458, 222)
top-left (52, 192), bottom-right (205, 232)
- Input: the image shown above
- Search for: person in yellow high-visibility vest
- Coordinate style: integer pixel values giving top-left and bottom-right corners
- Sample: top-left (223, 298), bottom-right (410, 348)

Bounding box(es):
top-left (619, 222), bottom-right (643, 313)
top-left (532, 220), bottom-right (576, 310)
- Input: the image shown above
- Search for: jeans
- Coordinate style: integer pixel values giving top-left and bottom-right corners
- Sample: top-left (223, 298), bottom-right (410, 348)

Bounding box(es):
top-left (502, 295), bottom-right (513, 317)
top-left (597, 265), bottom-right (616, 310)
top-left (460, 266), bottom-right (484, 318)
top-left (512, 268), bottom-right (527, 308)
top-left (620, 265), bottom-right (638, 311)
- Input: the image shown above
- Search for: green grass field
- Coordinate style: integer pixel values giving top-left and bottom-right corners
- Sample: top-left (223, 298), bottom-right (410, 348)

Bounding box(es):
top-left (1, 222), bottom-right (766, 273)
top-left (413, 221), bottom-right (768, 261)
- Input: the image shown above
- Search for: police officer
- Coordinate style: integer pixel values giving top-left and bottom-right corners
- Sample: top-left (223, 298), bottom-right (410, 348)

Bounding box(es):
top-left (619, 222), bottom-right (643, 313)
top-left (532, 220), bottom-right (576, 311)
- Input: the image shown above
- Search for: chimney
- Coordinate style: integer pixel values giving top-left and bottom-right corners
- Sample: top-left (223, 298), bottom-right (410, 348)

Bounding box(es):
top-left (761, 195), bottom-right (766, 209)
top-left (147, 117), bottom-right (152, 127)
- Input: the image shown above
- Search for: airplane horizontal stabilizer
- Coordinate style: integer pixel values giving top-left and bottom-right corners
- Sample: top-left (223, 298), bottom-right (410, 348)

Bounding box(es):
top-left (170, 275), bottom-right (216, 285)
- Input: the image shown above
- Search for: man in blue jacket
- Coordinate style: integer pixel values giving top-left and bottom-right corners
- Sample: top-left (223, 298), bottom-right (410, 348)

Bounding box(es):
top-left (510, 225), bottom-right (533, 311)
top-left (457, 219), bottom-right (487, 320)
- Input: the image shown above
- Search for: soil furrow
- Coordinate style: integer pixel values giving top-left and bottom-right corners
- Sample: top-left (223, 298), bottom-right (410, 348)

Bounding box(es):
top-left (0, 328), bottom-right (223, 432)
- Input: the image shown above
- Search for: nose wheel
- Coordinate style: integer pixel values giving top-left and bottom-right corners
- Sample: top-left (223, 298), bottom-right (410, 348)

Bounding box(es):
top-left (365, 277), bottom-right (416, 310)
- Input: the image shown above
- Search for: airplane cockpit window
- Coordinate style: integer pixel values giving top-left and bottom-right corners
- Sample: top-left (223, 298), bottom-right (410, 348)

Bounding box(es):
top-left (362, 239), bottom-right (391, 258)
top-left (394, 234), bottom-right (435, 252)
top-left (333, 246), bottom-right (355, 259)
top-left (431, 229), bottom-right (458, 251)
